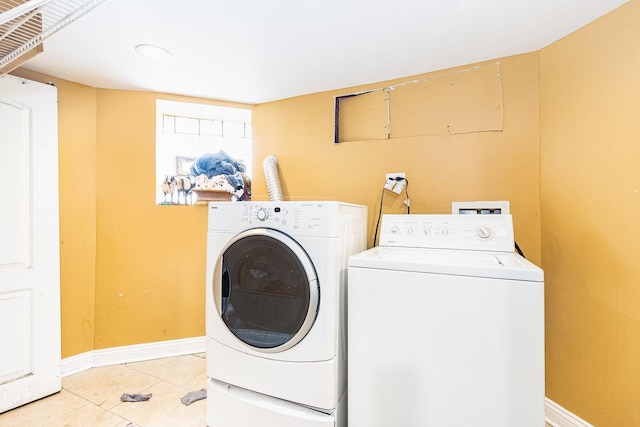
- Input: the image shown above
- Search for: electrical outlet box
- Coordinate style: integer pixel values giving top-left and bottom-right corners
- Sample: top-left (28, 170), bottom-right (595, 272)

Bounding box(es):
top-left (452, 201), bottom-right (510, 215)
top-left (385, 173), bottom-right (406, 194)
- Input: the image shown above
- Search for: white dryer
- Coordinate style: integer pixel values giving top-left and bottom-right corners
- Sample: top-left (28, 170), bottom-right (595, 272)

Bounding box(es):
top-left (205, 201), bottom-right (367, 427)
top-left (348, 214), bottom-right (544, 427)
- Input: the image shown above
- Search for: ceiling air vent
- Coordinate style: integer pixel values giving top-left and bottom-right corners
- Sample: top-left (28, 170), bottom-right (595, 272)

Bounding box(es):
top-left (0, 0), bottom-right (105, 75)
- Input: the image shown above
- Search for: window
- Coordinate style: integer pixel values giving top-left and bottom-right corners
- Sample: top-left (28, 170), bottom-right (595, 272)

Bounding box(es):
top-left (156, 100), bottom-right (252, 204)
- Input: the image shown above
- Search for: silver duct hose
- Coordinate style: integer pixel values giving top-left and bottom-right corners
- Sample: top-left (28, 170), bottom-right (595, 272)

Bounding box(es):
top-left (263, 155), bottom-right (283, 201)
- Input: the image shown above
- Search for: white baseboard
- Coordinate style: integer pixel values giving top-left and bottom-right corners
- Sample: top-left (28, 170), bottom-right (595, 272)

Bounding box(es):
top-left (61, 351), bottom-right (95, 377)
top-left (61, 336), bottom-right (206, 377)
top-left (545, 397), bottom-right (594, 427)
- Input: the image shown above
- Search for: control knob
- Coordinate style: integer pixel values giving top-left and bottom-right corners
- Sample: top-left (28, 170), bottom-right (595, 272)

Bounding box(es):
top-left (475, 226), bottom-right (493, 240)
top-left (256, 208), bottom-right (269, 221)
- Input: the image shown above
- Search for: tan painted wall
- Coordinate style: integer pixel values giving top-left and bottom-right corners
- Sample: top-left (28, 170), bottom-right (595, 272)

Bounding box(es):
top-left (13, 51), bottom-right (541, 354)
top-left (540, 1), bottom-right (640, 425)
top-left (93, 90), bottom-right (251, 349)
top-left (252, 53), bottom-right (542, 262)
top-left (93, 90), bottom-right (203, 348)
top-left (90, 52), bottom-right (541, 349)
top-left (6, 70), bottom-right (250, 354)
top-left (13, 51), bottom-right (542, 356)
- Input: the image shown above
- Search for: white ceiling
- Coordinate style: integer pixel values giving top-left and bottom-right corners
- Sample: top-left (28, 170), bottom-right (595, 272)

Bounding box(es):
top-left (21, 0), bottom-right (628, 104)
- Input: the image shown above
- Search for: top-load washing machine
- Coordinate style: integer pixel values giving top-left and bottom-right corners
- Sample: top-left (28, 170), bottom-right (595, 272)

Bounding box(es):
top-left (348, 214), bottom-right (544, 427)
top-left (205, 201), bottom-right (367, 427)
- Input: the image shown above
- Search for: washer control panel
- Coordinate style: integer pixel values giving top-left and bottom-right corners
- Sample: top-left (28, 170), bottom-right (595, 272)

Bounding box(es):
top-left (207, 201), bottom-right (361, 237)
top-left (379, 214), bottom-right (515, 252)
top-left (243, 203), bottom-right (328, 231)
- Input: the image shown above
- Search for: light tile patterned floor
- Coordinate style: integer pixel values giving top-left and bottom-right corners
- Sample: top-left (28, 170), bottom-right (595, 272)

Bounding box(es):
top-left (0, 353), bottom-right (207, 427)
top-left (2, 353), bottom-right (553, 427)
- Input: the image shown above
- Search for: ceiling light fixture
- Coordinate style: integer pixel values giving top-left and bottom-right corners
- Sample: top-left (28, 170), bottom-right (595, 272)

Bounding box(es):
top-left (135, 44), bottom-right (173, 61)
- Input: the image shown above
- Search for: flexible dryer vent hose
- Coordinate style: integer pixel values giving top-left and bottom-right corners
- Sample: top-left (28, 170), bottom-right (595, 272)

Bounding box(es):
top-left (263, 155), bottom-right (283, 201)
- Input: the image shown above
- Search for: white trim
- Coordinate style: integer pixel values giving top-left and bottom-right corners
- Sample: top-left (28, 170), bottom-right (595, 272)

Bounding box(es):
top-left (60, 336), bottom-right (206, 378)
top-left (60, 351), bottom-right (95, 377)
top-left (545, 397), bottom-right (595, 427)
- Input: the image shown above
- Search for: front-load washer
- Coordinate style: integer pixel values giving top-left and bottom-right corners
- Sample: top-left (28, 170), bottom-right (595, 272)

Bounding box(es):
top-left (348, 214), bottom-right (544, 427)
top-left (205, 201), bottom-right (367, 427)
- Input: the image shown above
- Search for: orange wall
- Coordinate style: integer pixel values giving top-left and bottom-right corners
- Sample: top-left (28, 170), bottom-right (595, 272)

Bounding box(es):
top-left (13, 51), bottom-right (542, 355)
top-left (91, 53), bottom-right (542, 348)
top-left (252, 53), bottom-right (542, 262)
top-left (88, 52), bottom-right (542, 351)
top-left (6, 70), bottom-right (250, 353)
top-left (93, 90), bottom-right (251, 349)
top-left (540, 1), bottom-right (640, 424)
top-left (13, 51), bottom-right (542, 356)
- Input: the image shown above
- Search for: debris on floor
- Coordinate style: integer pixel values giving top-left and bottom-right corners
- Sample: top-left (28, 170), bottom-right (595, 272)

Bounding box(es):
top-left (181, 388), bottom-right (207, 406)
top-left (120, 393), bottom-right (153, 402)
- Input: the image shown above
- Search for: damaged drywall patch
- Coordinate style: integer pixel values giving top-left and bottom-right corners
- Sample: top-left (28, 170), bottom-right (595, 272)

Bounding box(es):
top-left (334, 62), bottom-right (504, 143)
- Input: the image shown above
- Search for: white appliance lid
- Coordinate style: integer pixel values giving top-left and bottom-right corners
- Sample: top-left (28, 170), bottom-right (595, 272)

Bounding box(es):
top-left (348, 246), bottom-right (543, 282)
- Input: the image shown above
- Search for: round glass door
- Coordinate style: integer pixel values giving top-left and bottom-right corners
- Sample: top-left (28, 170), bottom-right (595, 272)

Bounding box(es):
top-left (213, 228), bottom-right (319, 352)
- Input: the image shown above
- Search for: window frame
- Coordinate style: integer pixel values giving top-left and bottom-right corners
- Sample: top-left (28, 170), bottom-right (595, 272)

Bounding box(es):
top-left (155, 99), bottom-right (252, 205)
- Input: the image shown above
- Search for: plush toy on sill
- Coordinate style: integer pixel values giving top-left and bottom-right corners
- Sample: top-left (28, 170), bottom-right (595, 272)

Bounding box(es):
top-left (161, 175), bottom-right (176, 203)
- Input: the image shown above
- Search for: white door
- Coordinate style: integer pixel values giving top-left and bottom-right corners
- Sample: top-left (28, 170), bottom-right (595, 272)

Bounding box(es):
top-left (0, 74), bottom-right (61, 413)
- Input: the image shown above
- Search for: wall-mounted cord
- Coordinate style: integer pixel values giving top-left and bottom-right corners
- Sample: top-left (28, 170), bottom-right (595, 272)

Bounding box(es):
top-left (515, 241), bottom-right (525, 258)
top-left (373, 177), bottom-right (410, 246)
top-left (403, 179), bottom-right (410, 214)
top-left (373, 186), bottom-right (385, 247)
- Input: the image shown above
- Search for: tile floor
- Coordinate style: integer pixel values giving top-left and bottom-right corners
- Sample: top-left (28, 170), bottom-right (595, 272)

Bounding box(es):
top-left (1, 354), bottom-right (554, 427)
top-left (0, 353), bottom-right (207, 427)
